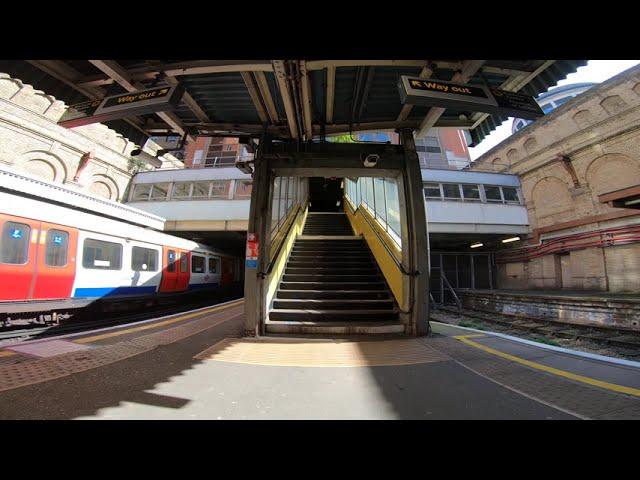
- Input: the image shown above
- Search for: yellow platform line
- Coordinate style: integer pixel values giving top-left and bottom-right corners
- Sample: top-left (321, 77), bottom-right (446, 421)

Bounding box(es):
top-left (455, 334), bottom-right (640, 398)
top-left (74, 299), bottom-right (244, 344)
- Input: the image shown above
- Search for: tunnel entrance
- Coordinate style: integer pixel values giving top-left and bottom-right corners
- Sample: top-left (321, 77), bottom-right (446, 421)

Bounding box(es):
top-left (308, 177), bottom-right (344, 212)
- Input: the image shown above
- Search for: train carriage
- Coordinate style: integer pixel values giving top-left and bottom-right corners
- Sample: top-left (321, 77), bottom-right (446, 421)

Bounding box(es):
top-left (0, 183), bottom-right (240, 326)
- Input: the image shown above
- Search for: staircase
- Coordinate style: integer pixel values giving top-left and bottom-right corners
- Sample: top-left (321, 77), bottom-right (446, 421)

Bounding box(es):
top-left (267, 212), bottom-right (404, 335)
top-left (302, 212), bottom-right (353, 236)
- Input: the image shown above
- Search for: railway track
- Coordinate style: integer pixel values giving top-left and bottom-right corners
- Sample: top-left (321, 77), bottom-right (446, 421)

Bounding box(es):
top-left (432, 306), bottom-right (640, 359)
top-left (0, 294), bottom-right (243, 345)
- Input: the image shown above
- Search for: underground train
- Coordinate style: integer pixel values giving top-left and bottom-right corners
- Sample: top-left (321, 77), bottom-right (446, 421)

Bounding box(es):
top-left (0, 188), bottom-right (241, 325)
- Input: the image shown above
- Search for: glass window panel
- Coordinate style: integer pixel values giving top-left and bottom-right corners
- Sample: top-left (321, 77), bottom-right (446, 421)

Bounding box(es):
top-left (461, 184), bottom-right (481, 201)
top-left (82, 239), bottom-right (122, 270)
top-left (279, 177), bottom-right (288, 222)
top-left (374, 178), bottom-right (386, 223)
top-left (365, 178), bottom-right (374, 211)
top-left (45, 229), bottom-right (69, 267)
top-left (473, 255), bottom-right (491, 289)
top-left (210, 180), bottom-right (230, 199)
top-left (271, 177), bottom-right (281, 234)
top-left (131, 246), bottom-right (158, 271)
top-left (1, 222), bottom-right (31, 264)
top-left (167, 250), bottom-right (176, 272)
top-left (484, 185), bottom-right (502, 202)
top-left (132, 184), bottom-right (152, 201)
top-left (442, 183), bottom-right (461, 199)
top-left (208, 257), bottom-right (219, 273)
top-left (384, 179), bottom-right (401, 237)
top-left (234, 180), bottom-right (253, 199)
top-left (502, 187), bottom-right (520, 203)
top-left (424, 183), bottom-right (442, 199)
top-left (180, 252), bottom-right (188, 273)
top-left (172, 182), bottom-right (191, 199)
top-left (191, 181), bottom-right (210, 198)
top-left (287, 177), bottom-right (294, 209)
top-left (192, 255), bottom-right (206, 273)
top-left (150, 183), bottom-right (170, 201)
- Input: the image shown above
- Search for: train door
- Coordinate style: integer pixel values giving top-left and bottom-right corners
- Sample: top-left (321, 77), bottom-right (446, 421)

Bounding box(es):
top-left (0, 214), bottom-right (38, 300)
top-left (159, 246), bottom-right (179, 293)
top-left (221, 257), bottom-right (233, 285)
top-left (32, 221), bottom-right (78, 299)
top-left (176, 250), bottom-right (190, 291)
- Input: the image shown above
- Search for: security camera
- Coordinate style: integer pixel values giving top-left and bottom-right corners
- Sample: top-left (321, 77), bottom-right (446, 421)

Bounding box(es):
top-left (363, 153), bottom-right (380, 168)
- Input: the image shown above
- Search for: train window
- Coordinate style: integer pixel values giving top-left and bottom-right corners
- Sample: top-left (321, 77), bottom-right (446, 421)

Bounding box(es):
top-left (167, 250), bottom-right (177, 272)
top-left (45, 229), bottom-right (69, 267)
top-left (192, 254), bottom-right (206, 273)
top-left (131, 247), bottom-right (158, 271)
top-left (180, 252), bottom-right (188, 272)
top-left (132, 184), bottom-right (152, 201)
top-left (208, 257), bottom-right (219, 274)
top-left (1, 221), bottom-right (31, 264)
top-left (82, 239), bottom-right (122, 270)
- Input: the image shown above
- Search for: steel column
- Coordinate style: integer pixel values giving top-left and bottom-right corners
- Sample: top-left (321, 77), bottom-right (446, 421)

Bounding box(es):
top-left (399, 129), bottom-right (430, 336)
top-left (243, 135), bottom-right (272, 336)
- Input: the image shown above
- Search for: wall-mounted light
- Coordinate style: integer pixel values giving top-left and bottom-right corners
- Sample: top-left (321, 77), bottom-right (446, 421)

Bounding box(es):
top-left (502, 236), bottom-right (521, 243)
top-left (470, 242), bottom-right (483, 248)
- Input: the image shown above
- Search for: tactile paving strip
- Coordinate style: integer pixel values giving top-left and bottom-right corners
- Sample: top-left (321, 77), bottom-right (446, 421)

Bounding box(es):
top-left (195, 337), bottom-right (451, 367)
top-left (425, 336), bottom-right (640, 420)
top-left (8, 340), bottom-right (92, 358)
top-left (0, 302), bottom-right (244, 393)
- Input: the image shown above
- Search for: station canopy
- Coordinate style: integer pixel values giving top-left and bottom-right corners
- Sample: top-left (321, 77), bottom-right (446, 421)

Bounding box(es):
top-left (0, 60), bottom-right (586, 147)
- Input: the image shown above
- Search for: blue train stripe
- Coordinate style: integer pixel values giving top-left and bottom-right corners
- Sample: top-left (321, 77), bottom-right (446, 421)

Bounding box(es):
top-left (188, 282), bottom-right (219, 290)
top-left (73, 286), bottom-right (158, 298)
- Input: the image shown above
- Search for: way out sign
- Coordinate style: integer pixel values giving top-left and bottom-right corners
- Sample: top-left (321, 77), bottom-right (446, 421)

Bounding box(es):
top-left (246, 233), bottom-right (259, 269)
top-left (58, 84), bottom-right (184, 128)
top-left (398, 76), bottom-right (543, 120)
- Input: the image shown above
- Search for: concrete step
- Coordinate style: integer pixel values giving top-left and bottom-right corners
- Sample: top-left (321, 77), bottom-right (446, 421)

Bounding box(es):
top-left (276, 289), bottom-right (392, 300)
top-left (285, 267), bottom-right (377, 275)
top-left (265, 320), bottom-right (405, 335)
top-left (280, 282), bottom-right (387, 290)
top-left (282, 274), bottom-right (382, 282)
top-left (287, 260), bottom-right (375, 268)
top-left (289, 250), bottom-right (371, 261)
top-left (272, 299), bottom-right (394, 310)
top-left (269, 308), bottom-right (399, 322)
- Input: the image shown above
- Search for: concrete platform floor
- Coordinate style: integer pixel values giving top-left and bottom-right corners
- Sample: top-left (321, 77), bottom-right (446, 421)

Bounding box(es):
top-left (0, 301), bottom-right (638, 420)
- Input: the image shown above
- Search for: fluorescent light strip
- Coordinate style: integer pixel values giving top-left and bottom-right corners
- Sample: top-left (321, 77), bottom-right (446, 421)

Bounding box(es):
top-left (502, 236), bottom-right (520, 243)
top-left (470, 242), bottom-right (483, 248)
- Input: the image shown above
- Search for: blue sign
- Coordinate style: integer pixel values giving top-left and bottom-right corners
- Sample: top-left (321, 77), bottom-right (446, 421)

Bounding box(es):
top-left (169, 253), bottom-right (175, 260)
top-left (53, 235), bottom-right (63, 245)
top-left (246, 259), bottom-right (258, 269)
top-left (11, 229), bottom-right (23, 239)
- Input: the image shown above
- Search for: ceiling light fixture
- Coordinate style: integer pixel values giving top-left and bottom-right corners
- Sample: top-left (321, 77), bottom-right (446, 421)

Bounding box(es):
top-left (502, 236), bottom-right (521, 243)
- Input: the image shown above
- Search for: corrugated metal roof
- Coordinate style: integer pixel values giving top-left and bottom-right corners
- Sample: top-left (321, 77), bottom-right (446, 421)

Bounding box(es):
top-left (0, 59), bottom-right (588, 148)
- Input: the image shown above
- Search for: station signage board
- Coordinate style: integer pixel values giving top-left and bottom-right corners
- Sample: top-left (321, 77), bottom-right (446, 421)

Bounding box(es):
top-left (246, 233), bottom-right (259, 269)
top-left (398, 76), bottom-right (543, 120)
top-left (58, 84), bottom-right (184, 128)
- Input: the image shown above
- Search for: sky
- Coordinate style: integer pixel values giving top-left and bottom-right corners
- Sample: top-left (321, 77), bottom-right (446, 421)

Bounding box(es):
top-left (467, 60), bottom-right (640, 161)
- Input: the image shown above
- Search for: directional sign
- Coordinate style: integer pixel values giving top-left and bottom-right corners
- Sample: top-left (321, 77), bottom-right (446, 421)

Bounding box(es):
top-left (398, 76), bottom-right (498, 112)
top-left (58, 84), bottom-right (184, 128)
top-left (489, 88), bottom-right (544, 119)
top-left (398, 76), bottom-right (544, 120)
